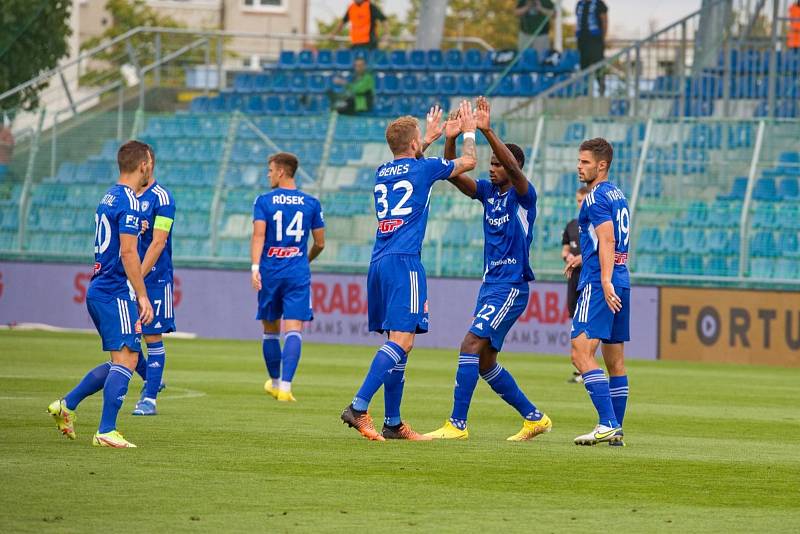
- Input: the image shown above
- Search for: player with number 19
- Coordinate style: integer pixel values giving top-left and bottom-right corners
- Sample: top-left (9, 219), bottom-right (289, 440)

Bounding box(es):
top-left (251, 152), bottom-right (325, 402)
top-left (340, 102), bottom-right (477, 441)
top-left (566, 137), bottom-right (630, 446)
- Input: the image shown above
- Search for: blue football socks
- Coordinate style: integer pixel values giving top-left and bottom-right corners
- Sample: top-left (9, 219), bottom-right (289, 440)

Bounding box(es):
top-left (143, 341), bottom-right (165, 400)
top-left (262, 333), bottom-right (281, 380)
top-left (64, 361), bottom-right (111, 411)
top-left (352, 341), bottom-right (406, 412)
top-left (135, 351), bottom-right (147, 381)
top-left (481, 364), bottom-right (542, 421)
top-left (383, 352), bottom-right (408, 427)
top-left (449, 353), bottom-right (479, 430)
top-left (281, 331), bottom-right (302, 384)
top-left (609, 375), bottom-right (629, 427)
top-left (582, 369), bottom-right (619, 428)
top-left (98, 364), bottom-right (133, 433)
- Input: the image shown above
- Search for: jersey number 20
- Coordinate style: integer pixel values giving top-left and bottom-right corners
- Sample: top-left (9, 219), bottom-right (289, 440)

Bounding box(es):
top-left (94, 213), bottom-right (111, 254)
top-left (375, 180), bottom-right (413, 218)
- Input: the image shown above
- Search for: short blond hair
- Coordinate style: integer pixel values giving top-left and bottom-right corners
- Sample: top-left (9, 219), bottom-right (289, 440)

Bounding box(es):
top-left (385, 116), bottom-right (419, 155)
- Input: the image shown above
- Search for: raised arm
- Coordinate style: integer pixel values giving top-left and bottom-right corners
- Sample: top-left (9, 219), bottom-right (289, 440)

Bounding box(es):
top-left (476, 96), bottom-right (529, 196)
top-left (443, 110), bottom-right (477, 198)
top-left (449, 100), bottom-right (477, 177)
top-left (422, 105), bottom-right (444, 154)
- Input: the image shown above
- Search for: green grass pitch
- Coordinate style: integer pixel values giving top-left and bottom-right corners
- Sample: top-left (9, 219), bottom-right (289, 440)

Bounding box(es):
top-left (1, 330), bottom-right (799, 532)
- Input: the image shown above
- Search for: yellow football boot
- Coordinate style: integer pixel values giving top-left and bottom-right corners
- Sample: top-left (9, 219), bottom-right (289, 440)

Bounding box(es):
top-left (506, 414), bottom-right (552, 441)
top-left (424, 420), bottom-right (469, 440)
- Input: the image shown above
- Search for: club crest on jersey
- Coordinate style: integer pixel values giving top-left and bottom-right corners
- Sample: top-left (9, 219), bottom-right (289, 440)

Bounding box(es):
top-left (378, 219), bottom-right (404, 233)
top-left (267, 246), bottom-right (302, 258)
top-left (141, 200), bottom-right (150, 212)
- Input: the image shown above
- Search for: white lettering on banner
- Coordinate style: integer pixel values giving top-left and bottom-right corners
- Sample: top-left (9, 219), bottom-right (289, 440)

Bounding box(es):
top-left (0, 262), bottom-right (658, 359)
top-left (272, 195), bottom-right (305, 205)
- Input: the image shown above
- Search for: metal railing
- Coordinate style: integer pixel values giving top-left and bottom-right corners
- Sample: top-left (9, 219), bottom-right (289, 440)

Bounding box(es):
top-left (507, 0), bottom-right (795, 120)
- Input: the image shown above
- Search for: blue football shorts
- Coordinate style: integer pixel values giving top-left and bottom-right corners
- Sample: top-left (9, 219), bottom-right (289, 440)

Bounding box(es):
top-left (256, 276), bottom-right (313, 322)
top-left (570, 283), bottom-right (631, 344)
top-left (142, 282), bottom-right (176, 335)
top-left (86, 295), bottom-right (142, 352)
top-left (367, 254), bottom-right (429, 334)
top-left (468, 282), bottom-right (529, 351)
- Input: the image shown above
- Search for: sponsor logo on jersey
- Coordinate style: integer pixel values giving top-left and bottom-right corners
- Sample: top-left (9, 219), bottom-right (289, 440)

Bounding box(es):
top-left (378, 219), bottom-right (404, 233)
top-left (267, 246), bottom-right (302, 258)
top-left (489, 257), bottom-right (518, 267)
top-left (93, 262), bottom-right (102, 274)
top-left (272, 194), bottom-right (305, 205)
top-left (485, 213), bottom-right (510, 226)
top-left (614, 252), bottom-right (628, 265)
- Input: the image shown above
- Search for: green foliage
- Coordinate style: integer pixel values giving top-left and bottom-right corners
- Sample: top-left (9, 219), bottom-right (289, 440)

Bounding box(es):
top-left (0, 0), bottom-right (72, 112)
top-left (2, 329), bottom-right (800, 531)
top-left (80, 0), bottom-right (186, 87)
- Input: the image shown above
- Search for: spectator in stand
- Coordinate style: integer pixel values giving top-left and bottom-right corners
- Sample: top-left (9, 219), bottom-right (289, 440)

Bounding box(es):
top-left (329, 0), bottom-right (388, 51)
top-left (562, 186), bottom-right (588, 383)
top-left (0, 120), bottom-right (14, 179)
top-left (789, 1), bottom-right (800, 49)
top-left (575, 0), bottom-right (608, 96)
top-left (331, 57), bottom-right (376, 115)
top-left (516, 0), bottom-right (555, 56)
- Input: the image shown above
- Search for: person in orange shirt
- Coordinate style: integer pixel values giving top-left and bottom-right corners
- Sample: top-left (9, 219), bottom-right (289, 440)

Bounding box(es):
top-left (329, 0), bottom-right (388, 51)
top-left (789, 1), bottom-right (800, 49)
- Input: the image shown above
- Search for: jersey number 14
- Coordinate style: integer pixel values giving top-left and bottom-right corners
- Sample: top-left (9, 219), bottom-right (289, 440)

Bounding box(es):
top-left (273, 211), bottom-right (304, 242)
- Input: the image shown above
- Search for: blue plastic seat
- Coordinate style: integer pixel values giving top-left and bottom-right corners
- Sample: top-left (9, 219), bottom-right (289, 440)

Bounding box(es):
top-left (775, 258), bottom-right (799, 279)
top-left (253, 74), bottom-right (271, 92)
top-left (457, 74), bottom-right (477, 95)
top-left (317, 49), bottom-right (333, 69)
top-left (426, 49), bottom-right (444, 71)
top-left (749, 231), bottom-right (777, 257)
top-left (635, 254), bottom-right (659, 273)
top-left (439, 74), bottom-right (457, 95)
top-left (278, 50), bottom-right (296, 69)
top-left (400, 74), bottom-right (419, 94)
top-left (660, 254), bottom-right (682, 274)
top-left (389, 50), bottom-right (408, 70)
top-left (265, 95), bottom-right (282, 114)
top-left (684, 229), bottom-right (706, 254)
top-left (408, 50), bottom-right (426, 71)
top-left (662, 229), bottom-right (684, 253)
top-left (464, 49), bottom-right (485, 71)
top-left (682, 255), bottom-right (704, 275)
top-left (444, 49), bottom-right (464, 71)
top-left (751, 203), bottom-right (777, 228)
top-left (517, 74), bottom-right (538, 95)
top-left (381, 74), bottom-right (400, 95)
top-left (297, 49), bottom-right (314, 69)
top-left (718, 177), bottom-right (748, 201)
top-left (308, 74), bottom-right (330, 93)
top-left (779, 178), bottom-right (799, 200)
top-left (705, 256), bottom-right (731, 276)
top-left (334, 49), bottom-right (353, 70)
top-left (289, 73), bottom-right (308, 92)
top-left (752, 178), bottom-right (777, 201)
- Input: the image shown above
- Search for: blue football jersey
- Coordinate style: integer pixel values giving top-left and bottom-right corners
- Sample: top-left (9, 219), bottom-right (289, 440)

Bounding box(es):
top-left (474, 179), bottom-right (537, 283)
top-left (87, 184), bottom-right (142, 301)
top-left (371, 156), bottom-right (455, 260)
top-left (253, 187), bottom-right (325, 281)
top-left (577, 181), bottom-right (631, 291)
top-left (138, 182), bottom-right (175, 287)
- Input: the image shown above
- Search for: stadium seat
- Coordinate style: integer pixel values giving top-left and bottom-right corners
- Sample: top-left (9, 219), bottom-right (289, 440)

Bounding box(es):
top-left (278, 50), bottom-right (296, 69)
top-left (317, 49), bottom-right (333, 69)
top-left (749, 231), bottom-right (777, 257)
top-left (389, 50), bottom-right (409, 70)
top-left (408, 50), bottom-right (426, 71)
top-left (400, 74), bottom-right (419, 94)
top-left (752, 178), bottom-right (777, 201)
top-left (439, 74), bottom-right (457, 95)
top-left (426, 49), bottom-right (444, 71)
top-left (718, 177), bottom-right (748, 201)
top-left (444, 49), bottom-right (464, 71)
top-left (334, 49), bottom-right (353, 70)
top-left (682, 255), bottom-right (704, 275)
